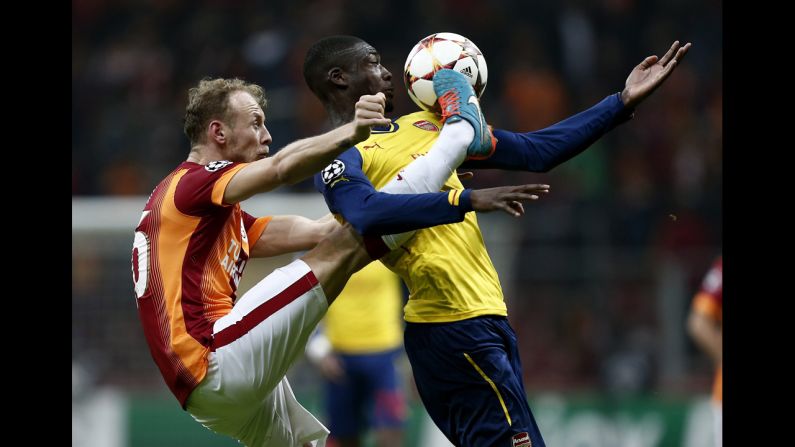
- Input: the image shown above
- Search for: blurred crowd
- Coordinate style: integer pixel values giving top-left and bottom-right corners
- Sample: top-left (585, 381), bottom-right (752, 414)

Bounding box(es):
top-left (73, 0), bottom-right (721, 395)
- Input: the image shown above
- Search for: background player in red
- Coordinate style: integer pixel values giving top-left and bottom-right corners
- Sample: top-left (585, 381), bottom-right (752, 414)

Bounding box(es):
top-left (687, 255), bottom-right (722, 447)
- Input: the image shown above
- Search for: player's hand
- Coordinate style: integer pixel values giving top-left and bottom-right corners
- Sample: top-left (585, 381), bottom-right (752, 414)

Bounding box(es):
top-left (620, 41), bottom-right (691, 108)
top-left (318, 354), bottom-right (346, 383)
top-left (351, 92), bottom-right (392, 142)
top-left (469, 184), bottom-right (550, 217)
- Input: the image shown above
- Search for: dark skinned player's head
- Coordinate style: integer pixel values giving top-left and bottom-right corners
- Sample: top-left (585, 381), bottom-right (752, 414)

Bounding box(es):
top-left (304, 35), bottom-right (394, 113)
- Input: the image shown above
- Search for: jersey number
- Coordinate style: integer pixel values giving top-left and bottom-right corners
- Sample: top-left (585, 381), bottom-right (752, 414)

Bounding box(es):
top-left (132, 231), bottom-right (150, 299)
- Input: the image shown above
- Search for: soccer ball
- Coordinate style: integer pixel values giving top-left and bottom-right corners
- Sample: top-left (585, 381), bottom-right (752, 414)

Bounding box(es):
top-left (403, 32), bottom-right (488, 113)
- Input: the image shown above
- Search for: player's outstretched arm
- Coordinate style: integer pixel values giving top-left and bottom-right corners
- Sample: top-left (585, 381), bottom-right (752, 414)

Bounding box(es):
top-left (469, 184), bottom-right (550, 217)
top-left (620, 41), bottom-right (692, 108)
top-left (375, 182), bottom-right (552, 256)
top-left (302, 183), bottom-right (552, 302)
top-left (462, 41), bottom-right (690, 174)
top-left (317, 149), bottom-right (482, 236)
top-left (223, 94), bottom-right (390, 204)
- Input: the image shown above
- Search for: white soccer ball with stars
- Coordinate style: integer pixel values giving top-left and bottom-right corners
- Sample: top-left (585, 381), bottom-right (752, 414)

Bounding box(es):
top-left (403, 32), bottom-right (488, 113)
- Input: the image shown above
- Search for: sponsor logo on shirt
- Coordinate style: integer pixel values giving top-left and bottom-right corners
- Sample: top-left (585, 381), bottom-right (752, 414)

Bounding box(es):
top-left (220, 237), bottom-right (246, 288)
top-left (412, 120), bottom-right (439, 132)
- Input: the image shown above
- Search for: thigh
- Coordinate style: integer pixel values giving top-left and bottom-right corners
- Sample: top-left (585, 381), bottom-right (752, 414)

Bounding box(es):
top-left (405, 317), bottom-right (544, 447)
top-left (213, 259), bottom-right (328, 402)
top-left (186, 352), bottom-right (250, 440)
top-left (240, 378), bottom-right (330, 447)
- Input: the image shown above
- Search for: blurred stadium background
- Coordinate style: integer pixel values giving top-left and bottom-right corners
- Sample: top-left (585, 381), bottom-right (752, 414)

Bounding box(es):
top-left (72, 0), bottom-right (721, 446)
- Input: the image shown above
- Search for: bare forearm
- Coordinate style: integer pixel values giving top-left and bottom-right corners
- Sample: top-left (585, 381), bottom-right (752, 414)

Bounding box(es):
top-left (224, 94), bottom-right (387, 203)
top-left (273, 122), bottom-right (358, 185)
top-left (250, 215), bottom-right (339, 258)
top-left (224, 123), bottom-right (359, 203)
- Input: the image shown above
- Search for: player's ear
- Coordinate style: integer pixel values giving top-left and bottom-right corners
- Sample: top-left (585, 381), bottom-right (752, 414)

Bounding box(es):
top-left (328, 67), bottom-right (347, 88)
top-left (208, 120), bottom-right (225, 144)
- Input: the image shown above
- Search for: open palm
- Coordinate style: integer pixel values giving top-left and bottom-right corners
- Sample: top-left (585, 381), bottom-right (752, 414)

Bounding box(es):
top-left (621, 41), bottom-right (692, 108)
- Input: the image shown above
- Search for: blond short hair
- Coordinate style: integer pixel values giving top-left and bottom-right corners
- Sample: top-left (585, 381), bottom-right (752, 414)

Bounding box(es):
top-left (183, 77), bottom-right (267, 145)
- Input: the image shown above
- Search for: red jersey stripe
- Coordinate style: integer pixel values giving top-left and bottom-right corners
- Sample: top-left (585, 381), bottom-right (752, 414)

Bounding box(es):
top-left (211, 271), bottom-right (319, 351)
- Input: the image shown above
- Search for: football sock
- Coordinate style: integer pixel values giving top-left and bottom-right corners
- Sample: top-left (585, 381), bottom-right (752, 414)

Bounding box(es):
top-left (379, 120), bottom-right (474, 250)
top-left (382, 121), bottom-right (473, 195)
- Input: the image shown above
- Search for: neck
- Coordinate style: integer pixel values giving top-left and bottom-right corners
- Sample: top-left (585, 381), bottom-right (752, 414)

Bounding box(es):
top-left (324, 92), bottom-right (358, 128)
top-left (325, 103), bottom-right (354, 128)
top-left (186, 145), bottom-right (222, 165)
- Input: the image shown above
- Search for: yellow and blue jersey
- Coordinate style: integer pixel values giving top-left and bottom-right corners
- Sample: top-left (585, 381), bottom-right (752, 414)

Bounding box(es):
top-left (317, 111), bottom-right (504, 323)
top-left (325, 262), bottom-right (404, 353)
top-left (315, 93), bottom-right (630, 323)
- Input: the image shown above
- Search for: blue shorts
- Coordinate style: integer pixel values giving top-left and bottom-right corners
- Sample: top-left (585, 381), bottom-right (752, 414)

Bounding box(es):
top-left (405, 316), bottom-right (545, 447)
top-left (325, 348), bottom-right (406, 437)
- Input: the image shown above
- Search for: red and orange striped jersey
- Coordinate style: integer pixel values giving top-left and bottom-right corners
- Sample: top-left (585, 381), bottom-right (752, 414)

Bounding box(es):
top-left (691, 256), bottom-right (722, 402)
top-left (131, 161), bottom-right (271, 406)
top-left (692, 256), bottom-right (722, 322)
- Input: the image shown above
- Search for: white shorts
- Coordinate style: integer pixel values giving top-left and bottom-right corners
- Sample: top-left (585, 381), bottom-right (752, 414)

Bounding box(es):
top-left (186, 259), bottom-right (330, 447)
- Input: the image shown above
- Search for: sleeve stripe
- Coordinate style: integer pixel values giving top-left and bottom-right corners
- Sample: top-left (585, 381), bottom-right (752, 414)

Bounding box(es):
top-left (448, 189), bottom-right (461, 206)
top-left (246, 216), bottom-right (272, 248)
top-left (211, 164), bottom-right (249, 206)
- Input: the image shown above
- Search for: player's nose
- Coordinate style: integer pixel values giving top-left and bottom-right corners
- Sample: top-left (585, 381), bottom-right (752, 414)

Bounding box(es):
top-left (261, 126), bottom-right (272, 145)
